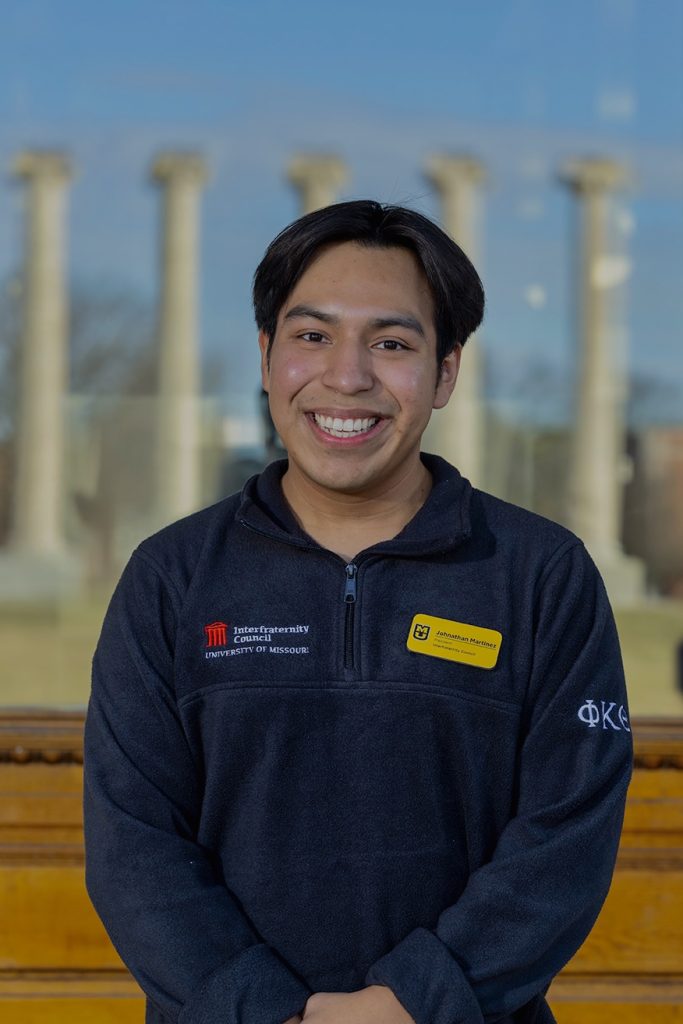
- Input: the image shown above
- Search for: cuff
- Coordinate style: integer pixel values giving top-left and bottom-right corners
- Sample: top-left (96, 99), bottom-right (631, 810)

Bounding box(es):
top-left (178, 942), bottom-right (311, 1024)
top-left (364, 926), bottom-right (484, 1024)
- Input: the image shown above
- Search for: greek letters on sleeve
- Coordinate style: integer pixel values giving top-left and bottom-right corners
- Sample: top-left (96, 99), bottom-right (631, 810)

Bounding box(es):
top-left (578, 698), bottom-right (631, 732)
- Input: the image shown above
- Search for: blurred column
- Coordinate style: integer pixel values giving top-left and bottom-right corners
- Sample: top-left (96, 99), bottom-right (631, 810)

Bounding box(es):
top-left (287, 154), bottom-right (348, 213)
top-left (150, 152), bottom-right (207, 525)
top-left (423, 154), bottom-right (486, 487)
top-left (11, 151), bottom-right (72, 556)
top-left (559, 156), bottom-right (644, 601)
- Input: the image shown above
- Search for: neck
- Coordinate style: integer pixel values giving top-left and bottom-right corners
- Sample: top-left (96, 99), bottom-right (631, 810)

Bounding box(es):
top-left (280, 456), bottom-right (433, 561)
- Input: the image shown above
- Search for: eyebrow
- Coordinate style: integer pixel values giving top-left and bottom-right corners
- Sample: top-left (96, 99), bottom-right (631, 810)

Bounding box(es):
top-left (283, 303), bottom-right (426, 339)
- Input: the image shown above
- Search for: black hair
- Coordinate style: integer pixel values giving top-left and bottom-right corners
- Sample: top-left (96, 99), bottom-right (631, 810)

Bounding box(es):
top-left (252, 199), bottom-right (485, 368)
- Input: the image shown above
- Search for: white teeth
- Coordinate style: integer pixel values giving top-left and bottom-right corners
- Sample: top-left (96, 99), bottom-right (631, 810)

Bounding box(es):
top-left (313, 413), bottom-right (379, 437)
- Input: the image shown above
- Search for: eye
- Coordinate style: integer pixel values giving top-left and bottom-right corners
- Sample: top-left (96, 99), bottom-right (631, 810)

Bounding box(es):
top-left (374, 338), bottom-right (408, 351)
top-left (299, 331), bottom-right (327, 343)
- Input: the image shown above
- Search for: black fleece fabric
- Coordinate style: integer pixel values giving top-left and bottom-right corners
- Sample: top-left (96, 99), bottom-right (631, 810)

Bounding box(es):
top-left (83, 453), bottom-right (633, 1024)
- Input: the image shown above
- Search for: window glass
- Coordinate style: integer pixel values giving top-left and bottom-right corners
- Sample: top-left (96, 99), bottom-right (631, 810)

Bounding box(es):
top-left (1, 0), bottom-right (681, 715)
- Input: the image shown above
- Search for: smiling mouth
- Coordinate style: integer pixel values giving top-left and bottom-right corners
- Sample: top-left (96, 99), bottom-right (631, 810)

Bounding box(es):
top-left (311, 413), bottom-right (380, 438)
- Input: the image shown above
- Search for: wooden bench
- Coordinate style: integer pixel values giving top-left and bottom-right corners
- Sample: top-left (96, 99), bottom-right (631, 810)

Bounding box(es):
top-left (1, 711), bottom-right (681, 1022)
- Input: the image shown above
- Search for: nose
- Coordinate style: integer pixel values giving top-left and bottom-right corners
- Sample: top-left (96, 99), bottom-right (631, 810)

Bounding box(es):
top-left (321, 337), bottom-right (375, 394)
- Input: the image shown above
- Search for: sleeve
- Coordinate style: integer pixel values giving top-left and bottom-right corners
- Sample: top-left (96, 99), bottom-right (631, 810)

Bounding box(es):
top-left (83, 548), bottom-right (312, 1024)
top-left (363, 541), bottom-right (634, 1024)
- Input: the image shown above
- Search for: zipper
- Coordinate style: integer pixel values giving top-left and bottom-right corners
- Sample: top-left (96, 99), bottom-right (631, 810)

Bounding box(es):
top-left (343, 563), bottom-right (357, 671)
top-left (242, 513), bottom-right (362, 673)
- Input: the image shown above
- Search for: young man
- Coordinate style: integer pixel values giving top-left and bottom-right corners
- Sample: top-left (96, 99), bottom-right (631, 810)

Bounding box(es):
top-left (83, 200), bottom-right (633, 1024)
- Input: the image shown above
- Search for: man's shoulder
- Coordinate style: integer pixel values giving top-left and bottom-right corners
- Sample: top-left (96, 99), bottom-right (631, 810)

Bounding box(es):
top-left (471, 486), bottom-right (584, 562)
top-left (132, 490), bottom-right (244, 588)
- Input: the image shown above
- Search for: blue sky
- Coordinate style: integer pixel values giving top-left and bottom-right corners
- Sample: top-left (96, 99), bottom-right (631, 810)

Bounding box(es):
top-left (0, 0), bottom-right (681, 424)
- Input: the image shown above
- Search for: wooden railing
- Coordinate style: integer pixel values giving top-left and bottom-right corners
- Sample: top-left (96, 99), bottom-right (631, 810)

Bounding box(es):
top-left (1, 710), bottom-right (682, 1023)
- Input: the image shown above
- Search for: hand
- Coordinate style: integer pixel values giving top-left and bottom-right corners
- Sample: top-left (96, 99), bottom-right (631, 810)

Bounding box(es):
top-left (282, 1016), bottom-right (303, 1023)
top-left (302, 985), bottom-right (415, 1023)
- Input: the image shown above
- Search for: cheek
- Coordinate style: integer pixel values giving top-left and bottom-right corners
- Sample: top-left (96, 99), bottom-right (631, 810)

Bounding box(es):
top-left (383, 362), bottom-right (437, 408)
top-left (269, 353), bottom-right (316, 401)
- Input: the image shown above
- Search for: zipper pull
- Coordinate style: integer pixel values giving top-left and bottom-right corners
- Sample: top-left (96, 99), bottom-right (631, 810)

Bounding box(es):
top-left (344, 563), bottom-right (357, 603)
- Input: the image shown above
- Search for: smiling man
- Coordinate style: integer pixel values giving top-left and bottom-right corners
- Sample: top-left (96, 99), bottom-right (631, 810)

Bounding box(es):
top-left (258, 239), bottom-right (459, 560)
top-left (83, 200), bottom-right (633, 1024)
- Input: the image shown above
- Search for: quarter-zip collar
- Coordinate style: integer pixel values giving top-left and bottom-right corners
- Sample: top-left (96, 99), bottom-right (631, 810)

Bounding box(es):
top-left (237, 452), bottom-right (473, 559)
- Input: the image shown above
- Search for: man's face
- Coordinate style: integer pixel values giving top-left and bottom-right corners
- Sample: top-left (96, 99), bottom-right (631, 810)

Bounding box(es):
top-left (259, 241), bottom-right (460, 497)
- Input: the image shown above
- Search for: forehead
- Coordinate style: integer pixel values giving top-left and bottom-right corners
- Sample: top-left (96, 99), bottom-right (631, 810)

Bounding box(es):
top-left (282, 241), bottom-right (435, 324)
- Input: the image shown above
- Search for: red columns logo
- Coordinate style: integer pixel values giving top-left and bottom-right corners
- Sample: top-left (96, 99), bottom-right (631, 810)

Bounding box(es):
top-left (204, 621), bottom-right (228, 648)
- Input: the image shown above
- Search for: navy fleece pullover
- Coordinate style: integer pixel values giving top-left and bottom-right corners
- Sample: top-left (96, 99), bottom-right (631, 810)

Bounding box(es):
top-left (83, 453), bottom-right (633, 1024)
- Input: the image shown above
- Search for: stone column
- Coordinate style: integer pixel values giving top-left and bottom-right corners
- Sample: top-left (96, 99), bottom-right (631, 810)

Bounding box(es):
top-left (11, 151), bottom-right (72, 556)
top-left (150, 152), bottom-right (207, 525)
top-left (287, 155), bottom-right (347, 214)
top-left (423, 155), bottom-right (486, 487)
top-left (559, 157), bottom-right (643, 601)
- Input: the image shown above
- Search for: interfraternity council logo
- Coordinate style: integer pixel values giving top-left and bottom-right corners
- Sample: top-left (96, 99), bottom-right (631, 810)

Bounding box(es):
top-left (204, 621), bottom-right (228, 648)
top-left (202, 619), bottom-right (311, 658)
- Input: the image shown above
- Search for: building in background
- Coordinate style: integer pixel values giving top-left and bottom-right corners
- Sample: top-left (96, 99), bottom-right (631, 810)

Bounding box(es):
top-left (0, 147), bottom-right (680, 715)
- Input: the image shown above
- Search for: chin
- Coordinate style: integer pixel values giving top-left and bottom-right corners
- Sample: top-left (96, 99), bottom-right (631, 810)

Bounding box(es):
top-left (315, 471), bottom-right (366, 492)
top-left (304, 463), bottom-right (371, 492)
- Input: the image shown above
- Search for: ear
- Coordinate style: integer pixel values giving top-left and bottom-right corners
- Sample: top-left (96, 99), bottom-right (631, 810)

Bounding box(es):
top-left (433, 344), bottom-right (462, 410)
top-left (258, 330), bottom-right (271, 392)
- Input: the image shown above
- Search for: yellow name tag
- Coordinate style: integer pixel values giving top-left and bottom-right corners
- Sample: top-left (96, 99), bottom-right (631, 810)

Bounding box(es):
top-left (407, 614), bottom-right (502, 669)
